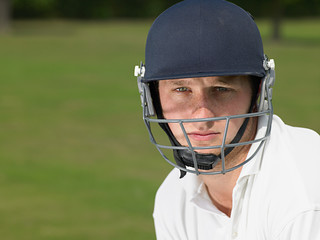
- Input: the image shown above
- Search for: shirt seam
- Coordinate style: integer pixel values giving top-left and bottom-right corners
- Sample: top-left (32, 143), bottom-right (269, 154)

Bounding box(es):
top-left (274, 208), bottom-right (320, 240)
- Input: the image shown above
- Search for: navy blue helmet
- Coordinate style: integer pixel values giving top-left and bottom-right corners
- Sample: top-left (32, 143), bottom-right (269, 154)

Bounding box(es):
top-left (144, 0), bottom-right (266, 82)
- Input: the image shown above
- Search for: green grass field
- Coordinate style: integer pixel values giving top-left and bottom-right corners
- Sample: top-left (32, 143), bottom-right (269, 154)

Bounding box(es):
top-left (0, 19), bottom-right (319, 239)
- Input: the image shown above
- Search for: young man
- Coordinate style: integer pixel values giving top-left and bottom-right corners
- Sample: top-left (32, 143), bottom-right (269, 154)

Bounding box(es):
top-left (134, 0), bottom-right (320, 239)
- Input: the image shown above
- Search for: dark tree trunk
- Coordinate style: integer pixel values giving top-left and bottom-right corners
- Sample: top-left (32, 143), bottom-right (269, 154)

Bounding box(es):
top-left (272, 0), bottom-right (283, 41)
top-left (0, 0), bottom-right (11, 33)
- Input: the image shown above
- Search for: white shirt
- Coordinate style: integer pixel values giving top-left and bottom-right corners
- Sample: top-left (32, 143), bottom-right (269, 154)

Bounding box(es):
top-left (153, 115), bottom-right (320, 240)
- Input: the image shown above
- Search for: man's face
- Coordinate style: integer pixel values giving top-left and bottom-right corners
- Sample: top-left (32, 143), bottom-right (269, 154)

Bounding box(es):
top-left (158, 76), bottom-right (253, 156)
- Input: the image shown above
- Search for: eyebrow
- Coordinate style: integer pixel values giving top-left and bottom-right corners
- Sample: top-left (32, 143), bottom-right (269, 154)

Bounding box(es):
top-left (216, 77), bottom-right (234, 85)
top-left (165, 77), bottom-right (239, 86)
top-left (167, 79), bottom-right (192, 86)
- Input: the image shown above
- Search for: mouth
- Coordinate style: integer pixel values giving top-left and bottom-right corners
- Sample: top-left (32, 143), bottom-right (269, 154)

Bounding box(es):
top-left (187, 131), bottom-right (220, 142)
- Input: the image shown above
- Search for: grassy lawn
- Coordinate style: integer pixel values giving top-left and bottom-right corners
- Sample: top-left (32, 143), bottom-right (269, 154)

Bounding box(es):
top-left (0, 18), bottom-right (319, 239)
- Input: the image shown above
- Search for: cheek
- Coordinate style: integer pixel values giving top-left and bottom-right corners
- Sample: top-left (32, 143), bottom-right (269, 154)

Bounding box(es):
top-left (224, 97), bottom-right (252, 140)
top-left (159, 91), bottom-right (191, 119)
top-left (167, 122), bottom-right (183, 138)
top-left (162, 106), bottom-right (191, 120)
top-left (223, 90), bottom-right (252, 116)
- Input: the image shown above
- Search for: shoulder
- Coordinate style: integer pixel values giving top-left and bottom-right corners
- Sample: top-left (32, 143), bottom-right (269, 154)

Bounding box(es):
top-left (271, 115), bottom-right (319, 146)
top-left (263, 115), bottom-right (320, 193)
top-left (155, 169), bottom-right (183, 199)
top-left (153, 168), bottom-right (192, 239)
top-left (267, 115), bottom-right (319, 175)
top-left (264, 115), bottom-right (319, 168)
top-left (275, 210), bottom-right (320, 239)
top-left (154, 168), bottom-right (201, 208)
top-left (255, 115), bottom-right (320, 236)
top-left (154, 168), bottom-right (187, 216)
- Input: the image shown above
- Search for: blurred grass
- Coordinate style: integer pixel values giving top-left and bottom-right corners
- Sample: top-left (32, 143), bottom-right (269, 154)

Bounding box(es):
top-left (0, 18), bottom-right (319, 239)
top-left (258, 19), bottom-right (320, 130)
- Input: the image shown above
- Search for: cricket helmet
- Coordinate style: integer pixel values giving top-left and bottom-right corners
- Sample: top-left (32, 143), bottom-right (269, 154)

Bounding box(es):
top-left (134, 0), bottom-right (275, 177)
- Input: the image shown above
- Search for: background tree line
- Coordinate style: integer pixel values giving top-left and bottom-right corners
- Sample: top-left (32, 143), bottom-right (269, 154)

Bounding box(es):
top-left (6, 0), bottom-right (320, 19)
top-left (0, 0), bottom-right (319, 39)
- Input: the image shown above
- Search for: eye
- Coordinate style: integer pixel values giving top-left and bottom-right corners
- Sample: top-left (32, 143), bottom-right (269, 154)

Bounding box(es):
top-left (215, 87), bottom-right (230, 92)
top-left (175, 87), bottom-right (190, 92)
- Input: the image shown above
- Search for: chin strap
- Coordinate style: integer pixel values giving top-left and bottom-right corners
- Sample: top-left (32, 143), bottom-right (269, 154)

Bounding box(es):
top-left (160, 117), bottom-right (250, 178)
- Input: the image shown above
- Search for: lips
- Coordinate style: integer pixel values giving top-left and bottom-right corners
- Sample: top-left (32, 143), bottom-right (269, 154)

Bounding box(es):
top-left (187, 131), bottom-right (220, 141)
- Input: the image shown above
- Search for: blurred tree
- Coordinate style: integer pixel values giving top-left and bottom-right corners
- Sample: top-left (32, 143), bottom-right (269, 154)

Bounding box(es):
top-left (272, 0), bottom-right (283, 40)
top-left (54, 0), bottom-right (112, 19)
top-left (9, 0), bottom-right (320, 20)
top-left (286, 0), bottom-right (320, 16)
top-left (12, 0), bottom-right (56, 18)
top-left (0, 0), bottom-right (11, 33)
top-left (230, 0), bottom-right (283, 40)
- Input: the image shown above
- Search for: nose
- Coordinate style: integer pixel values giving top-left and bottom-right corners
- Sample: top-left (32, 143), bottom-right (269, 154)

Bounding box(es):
top-left (191, 93), bottom-right (216, 130)
top-left (191, 108), bottom-right (215, 130)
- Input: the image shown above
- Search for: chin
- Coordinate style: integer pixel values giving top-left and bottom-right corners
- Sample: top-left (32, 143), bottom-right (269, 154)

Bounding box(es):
top-left (178, 139), bottom-right (224, 155)
top-left (195, 149), bottom-right (221, 155)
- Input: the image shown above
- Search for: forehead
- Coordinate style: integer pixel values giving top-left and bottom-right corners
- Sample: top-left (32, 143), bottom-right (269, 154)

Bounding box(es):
top-left (159, 76), bottom-right (249, 87)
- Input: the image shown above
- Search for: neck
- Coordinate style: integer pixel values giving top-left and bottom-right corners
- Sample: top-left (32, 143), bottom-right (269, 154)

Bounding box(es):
top-left (200, 166), bottom-right (242, 217)
top-left (199, 117), bottom-right (258, 217)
